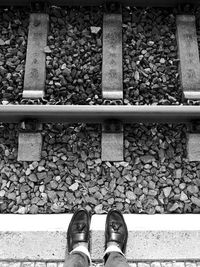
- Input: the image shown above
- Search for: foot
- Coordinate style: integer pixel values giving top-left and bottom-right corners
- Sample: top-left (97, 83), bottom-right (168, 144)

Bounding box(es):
top-left (67, 209), bottom-right (91, 253)
top-left (105, 209), bottom-right (128, 253)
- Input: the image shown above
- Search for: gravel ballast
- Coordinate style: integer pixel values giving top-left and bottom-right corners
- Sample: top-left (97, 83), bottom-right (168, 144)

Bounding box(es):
top-left (45, 6), bottom-right (103, 105)
top-left (1, 6), bottom-right (200, 105)
top-left (0, 123), bottom-right (200, 214)
top-left (123, 7), bottom-right (181, 105)
top-left (0, 8), bottom-right (28, 104)
top-left (0, 6), bottom-right (183, 105)
top-left (0, 6), bottom-right (200, 215)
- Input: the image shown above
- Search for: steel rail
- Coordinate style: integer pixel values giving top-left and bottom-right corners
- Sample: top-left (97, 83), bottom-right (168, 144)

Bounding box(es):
top-left (0, 0), bottom-right (199, 6)
top-left (0, 105), bottom-right (200, 124)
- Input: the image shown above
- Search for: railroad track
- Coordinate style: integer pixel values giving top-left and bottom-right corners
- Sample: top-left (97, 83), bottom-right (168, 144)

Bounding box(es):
top-left (1, 0), bottom-right (200, 162)
top-left (1, 0), bottom-right (200, 263)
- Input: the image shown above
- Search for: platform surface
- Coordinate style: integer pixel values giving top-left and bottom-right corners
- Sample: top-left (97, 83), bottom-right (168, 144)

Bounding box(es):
top-left (1, 214), bottom-right (200, 262)
top-left (0, 261), bottom-right (200, 267)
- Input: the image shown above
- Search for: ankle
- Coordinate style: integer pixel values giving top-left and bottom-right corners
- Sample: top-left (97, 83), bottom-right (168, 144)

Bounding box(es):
top-left (107, 241), bottom-right (119, 248)
top-left (73, 242), bottom-right (88, 250)
top-left (71, 243), bottom-right (91, 265)
top-left (104, 243), bottom-right (124, 260)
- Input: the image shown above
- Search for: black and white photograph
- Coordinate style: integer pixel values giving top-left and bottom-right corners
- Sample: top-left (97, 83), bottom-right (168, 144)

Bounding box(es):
top-left (0, 0), bottom-right (200, 266)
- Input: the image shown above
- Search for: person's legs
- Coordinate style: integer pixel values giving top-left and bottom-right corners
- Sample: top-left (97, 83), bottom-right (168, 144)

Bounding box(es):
top-left (104, 209), bottom-right (129, 267)
top-left (64, 209), bottom-right (91, 267)
top-left (63, 251), bottom-right (89, 267)
top-left (105, 252), bottom-right (129, 267)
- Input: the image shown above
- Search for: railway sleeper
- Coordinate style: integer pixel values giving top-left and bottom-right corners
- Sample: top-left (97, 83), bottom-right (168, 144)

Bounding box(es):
top-left (176, 14), bottom-right (200, 100)
top-left (17, 120), bottom-right (43, 161)
top-left (176, 14), bottom-right (200, 161)
top-left (102, 3), bottom-right (123, 161)
top-left (187, 120), bottom-right (200, 161)
top-left (23, 12), bottom-right (49, 98)
top-left (18, 8), bottom-right (49, 161)
top-left (102, 119), bottom-right (123, 161)
top-left (102, 4), bottom-right (122, 100)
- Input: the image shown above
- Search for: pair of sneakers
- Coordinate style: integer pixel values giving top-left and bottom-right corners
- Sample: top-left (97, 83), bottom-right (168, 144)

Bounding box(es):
top-left (67, 208), bottom-right (128, 260)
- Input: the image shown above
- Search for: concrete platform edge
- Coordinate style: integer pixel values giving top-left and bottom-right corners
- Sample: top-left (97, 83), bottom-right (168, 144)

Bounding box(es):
top-left (1, 214), bottom-right (200, 261)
